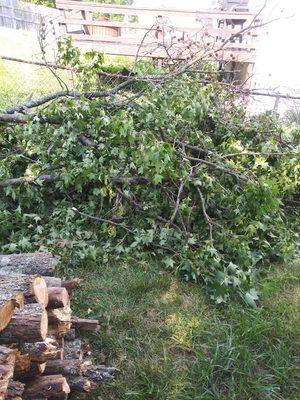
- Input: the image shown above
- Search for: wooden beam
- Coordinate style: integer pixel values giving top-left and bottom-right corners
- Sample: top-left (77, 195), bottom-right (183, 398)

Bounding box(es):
top-left (72, 39), bottom-right (256, 62)
top-left (59, 18), bottom-right (257, 37)
top-left (55, 1), bottom-right (257, 20)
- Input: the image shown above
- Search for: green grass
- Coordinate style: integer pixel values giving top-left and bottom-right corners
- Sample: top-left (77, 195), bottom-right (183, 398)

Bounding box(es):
top-left (69, 258), bottom-right (300, 400)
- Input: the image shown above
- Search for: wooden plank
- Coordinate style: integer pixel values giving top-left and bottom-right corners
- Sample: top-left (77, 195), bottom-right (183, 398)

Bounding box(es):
top-left (72, 38), bottom-right (256, 62)
top-left (55, 1), bottom-right (256, 20)
top-left (59, 17), bottom-right (258, 37)
top-left (69, 33), bottom-right (256, 51)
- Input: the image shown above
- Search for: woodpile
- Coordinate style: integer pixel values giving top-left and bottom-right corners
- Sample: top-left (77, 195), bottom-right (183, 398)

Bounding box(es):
top-left (0, 252), bottom-right (116, 399)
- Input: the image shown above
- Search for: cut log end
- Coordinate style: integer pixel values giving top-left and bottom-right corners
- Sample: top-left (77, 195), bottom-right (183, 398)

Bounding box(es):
top-left (47, 287), bottom-right (69, 309)
top-left (32, 276), bottom-right (48, 308)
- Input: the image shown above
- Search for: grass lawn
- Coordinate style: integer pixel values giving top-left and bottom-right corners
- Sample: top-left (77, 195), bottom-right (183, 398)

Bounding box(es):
top-left (70, 258), bottom-right (300, 400)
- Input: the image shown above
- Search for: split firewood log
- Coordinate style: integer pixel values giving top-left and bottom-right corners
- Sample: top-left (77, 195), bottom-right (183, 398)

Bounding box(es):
top-left (20, 338), bottom-right (59, 363)
top-left (23, 375), bottom-right (70, 399)
top-left (6, 380), bottom-right (25, 399)
top-left (68, 376), bottom-right (97, 393)
top-left (0, 274), bottom-right (48, 307)
top-left (47, 287), bottom-right (69, 310)
top-left (71, 317), bottom-right (99, 333)
top-left (0, 346), bottom-right (16, 399)
top-left (44, 278), bottom-right (81, 299)
top-left (48, 305), bottom-right (71, 338)
top-left (0, 304), bottom-right (48, 344)
top-left (0, 291), bottom-right (24, 332)
top-left (44, 359), bottom-right (92, 376)
top-left (0, 253), bottom-right (56, 276)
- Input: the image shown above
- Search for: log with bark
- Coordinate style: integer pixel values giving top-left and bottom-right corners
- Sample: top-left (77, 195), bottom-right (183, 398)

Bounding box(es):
top-left (0, 253), bottom-right (56, 276)
top-left (0, 304), bottom-right (48, 344)
top-left (47, 287), bottom-right (69, 310)
top-left (6, 380), bottom-right (25, 399)
top-left (0, 291), bottom-right (24, 332)
top-left (71, 317), bottom-right (100, 333)
top-left (0, 346), bottom-right (16, 399)
top-left (0, 274), bottom-right (48, 307)
top-left (48, 306), bottom-right (72, 338)
top-left (23, 375), bottom-right (70, 399)
top-left (44, 359), bottom-right (92, 376)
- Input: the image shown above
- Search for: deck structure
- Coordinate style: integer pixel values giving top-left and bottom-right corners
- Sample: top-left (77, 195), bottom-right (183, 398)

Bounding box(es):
top-left (55, 1), bottom-right (259, 66)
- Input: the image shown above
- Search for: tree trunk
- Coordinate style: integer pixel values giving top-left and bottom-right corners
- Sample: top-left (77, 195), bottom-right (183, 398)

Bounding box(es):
top-left (47, 288), bottom-right (69, 310)
top-left (23, 375), bottom-right (70, 399)
top-left (0, 274), bottom-right (48, 307)
top-left (0, 304), bottom-right (48, 344)
top-left (0, 292), bottom-right (24, 332)
top-left (0, 253), bottom-right (56, 276)
top-left (0, 346), bottom-right (16, 399)
top-left (71, 317), bottom-right (99, 333)
top-left (44, 359), bottom-right (91, 376)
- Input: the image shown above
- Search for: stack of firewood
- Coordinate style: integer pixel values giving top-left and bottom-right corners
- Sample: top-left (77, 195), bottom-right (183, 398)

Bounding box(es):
top-left (0, 252), bottom-right (115, 399)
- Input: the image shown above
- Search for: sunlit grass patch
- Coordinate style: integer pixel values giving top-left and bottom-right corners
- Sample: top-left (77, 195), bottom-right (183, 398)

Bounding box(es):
top-left (68, 257), bottom-right (300, 399)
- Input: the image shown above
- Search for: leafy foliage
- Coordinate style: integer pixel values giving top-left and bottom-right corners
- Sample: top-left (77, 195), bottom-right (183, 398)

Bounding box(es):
top-left (0, 47), bottom-right (299, 305)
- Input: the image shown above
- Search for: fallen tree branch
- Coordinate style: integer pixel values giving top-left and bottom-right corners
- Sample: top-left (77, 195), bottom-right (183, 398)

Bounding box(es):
top-left (72, 207), bottom-right (134, 233)
top-left (0, 174), bottom-right (57, 187)
top-left (5, 78), bottom-right (138, 114)
top-left (175, 151), bottom-right (249, 182)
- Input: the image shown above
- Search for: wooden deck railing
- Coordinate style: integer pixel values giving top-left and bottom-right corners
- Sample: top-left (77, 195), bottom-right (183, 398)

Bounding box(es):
top-left (55, 1), bottom-right (259, 63)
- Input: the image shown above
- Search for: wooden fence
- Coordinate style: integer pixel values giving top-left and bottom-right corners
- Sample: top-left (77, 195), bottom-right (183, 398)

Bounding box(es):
top-left (0, 0), bottom-right (58, 32)
top-left (56, 0), bottom-right (260, 62)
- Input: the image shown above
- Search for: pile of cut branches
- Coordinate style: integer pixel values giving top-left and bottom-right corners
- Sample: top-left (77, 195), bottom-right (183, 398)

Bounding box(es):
top-left (0, 54), bottom-right (299, 305)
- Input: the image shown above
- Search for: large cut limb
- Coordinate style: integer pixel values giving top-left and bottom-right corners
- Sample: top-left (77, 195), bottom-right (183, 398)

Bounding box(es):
top-left (0, 253), bottom-right (56, 276)
top-left (0, 304), bottom-right (48, 344)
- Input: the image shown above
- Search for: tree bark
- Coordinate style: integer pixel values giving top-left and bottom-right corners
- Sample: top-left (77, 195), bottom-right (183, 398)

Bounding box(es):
top-left (43, 277), bottom-right (61, 288)
top-left (0, 346), bottom-right (16, 399)
top-left (6, 380), bottom-right (25, 399)
top-left (44, 359), bottom-right (91, 376)
top-left (71, 317), bottom-right (99, 333)
top-left (0, 274), bottom-right (48, 307)
top-left (83, 364), bottom-right (118, 382)
top-left (0, 253), bottom-right (56, 276)
top-left (19, 338), bottom-right (59, 363)
top-left (0, 292), bottom-right (24, 332)
top-left (23, 375), bottom-right (70, 399)
top-left (0, 304), bottom-right (48, 344)
top-left (68, 376), bottom-right (96, 393)
top-left (64, 339), bottom-right (82, 361)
